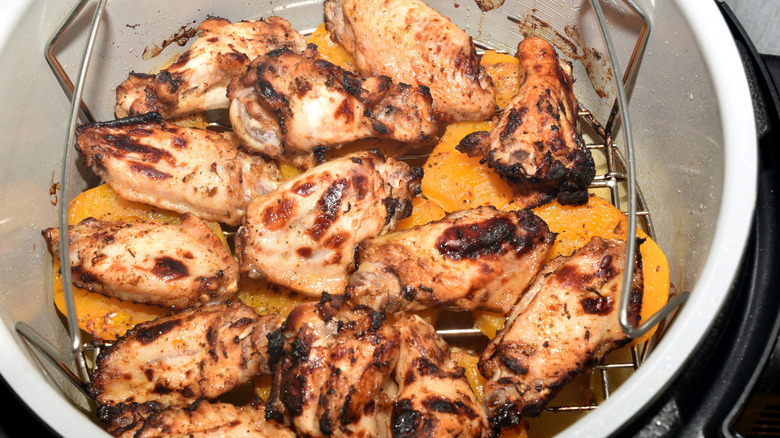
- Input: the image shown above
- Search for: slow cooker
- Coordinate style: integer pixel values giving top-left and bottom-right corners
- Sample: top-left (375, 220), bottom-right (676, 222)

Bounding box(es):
top-left (0, 0), bottom-right (776, 436)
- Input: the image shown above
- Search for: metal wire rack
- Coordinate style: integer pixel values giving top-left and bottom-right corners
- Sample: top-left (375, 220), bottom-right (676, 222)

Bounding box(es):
top-left (16, 0), bottom-right (690, 428)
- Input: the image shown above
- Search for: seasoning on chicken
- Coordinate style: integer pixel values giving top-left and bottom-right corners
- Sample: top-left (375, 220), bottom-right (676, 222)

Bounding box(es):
top-left (76, 112), bottom-right (281, 226)
top-left (227, 46), bottom-right (436, 169)
top-left (348, 206), bottom-right (554, 314)
top-left (42, 214), bottom-right (237, 310)
top-left (457, 37), bottom-right (595, 206)
top-left (479, 237), bottom-right (643, 428)
top-left (324, 0), bottom-right (497, 122)
top-left (392, 313), bottom-right (491, 438)
top-left (235, 150), bottom-right (422, 297)
top-left (115, 16), bottom-right (306, 119)
top-left (265, 294), bottom-right (400, 437)
top-left (90, 301), bottom-right (284, 409)
top-left (106, 399), bottom-right (296, 438)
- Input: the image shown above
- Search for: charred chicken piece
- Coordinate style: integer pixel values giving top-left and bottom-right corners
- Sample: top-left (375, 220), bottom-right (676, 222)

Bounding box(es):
top-left (392, 313), bottom-right (491, 438)
top-left (115, 16), bottom-right (306, 119)
top-left (90, 301), bottom-right (284, 409)
top-left (236, 150), bottom-right (422, 297)
top-left (106, 399), bottom-right (295, 438)
top-left (324, 0), bottom-right (496, 122)
top-left (76, 113), bottom-right (281, 226)
top-left (457, 37), bottom-right (595, 206)
top-left (42, 214), bottom-right (237, 310)
top-left (479, 237), bottom-right (643, 428)
top-left (227, 46), bottom-right (436, 169)
top-left (348, 206), bottom-right (554, 314)
top-left (265, 294), bottom-right (400, 437)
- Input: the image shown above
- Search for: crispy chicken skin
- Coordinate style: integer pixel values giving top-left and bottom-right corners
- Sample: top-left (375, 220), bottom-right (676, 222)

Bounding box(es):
top-left (107, 399), bottom-right (296, 438)
top-left (42, 214), bottom-right (237, 309)
top-left (115, 16), bottom-right (306, 119)
top-left (265, 294), bottom-right (400, 437)
top-left (391, 314), bottom-right (491, 438)
top-left (457, 37), bottom-right (595, 206)
top-left (76, 113), bottom-right (281, 226)
top-left (90, 301), bottom-right (284, 409)
top-left (324, 0), bottom-right (496, 122)
top-left (236, 150), bottom-right (422, 297)
top-left (348, 206), bottom-right (554, 314)
top-left (228, 46), bottom-right (436, 168)
top-left (479, 237), bottom-right (643, 428)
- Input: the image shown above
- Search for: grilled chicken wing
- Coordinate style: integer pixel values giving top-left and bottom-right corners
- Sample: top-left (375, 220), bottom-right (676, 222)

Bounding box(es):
top-left (265, 294), bottom-right (400, 437)
top-left (324, 0), bottom-right (496, 122)
top-left (42, 214), bottom-right (237, 309)
top-left (90, 301), bottom-right (284, 408)
top-left (457, 37), bottom-right (595, 206)
top-left (392, 313), bottom-right (491, 438)
top-left (115, 16), bottom-right (306, 119)
top-left (76, 113), bottom-right (281, 226)
top-left (111, 399), bottom-right (296, 438)
top-left (228, 46), bottom-right (436, 168)
top-left (236, 150), bottom-right (421, 297)
top-left (479, 237), bottom-right (643, 428)
top-left (348, 206), bottom-right (554, 314)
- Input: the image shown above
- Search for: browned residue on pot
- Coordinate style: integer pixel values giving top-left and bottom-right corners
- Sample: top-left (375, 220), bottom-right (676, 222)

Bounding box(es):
top-left (475, 0), bottom-right (507, 12)
top-left (49, 180), bottom-right (60, 206)
top-left (510, 14), bottom-right (613, 100)
top-left (142, 24), bottom-right (198, 60)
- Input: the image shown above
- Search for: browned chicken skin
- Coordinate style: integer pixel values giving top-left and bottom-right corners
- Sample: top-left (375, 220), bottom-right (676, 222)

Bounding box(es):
top-left (479, 237), bottom-right (643, 428)
top-left (236, 150), bottom-right (421, 297)
top-left (115, 16), bottom-right (306, 119)
top-left (90, 301), bottom-right (284, 409)
top-left (42, 214), bottom-right (237, 310)
top-left (348, 206), bottom-right (554, 314)
top-left (76, 113), bottom-right (281, 226)
top-left (324, 0), bottom-right (496, 122)
top-left (457, 37), bottom-right (595, 205)
top-left (265, 294), bottom-right (400, 437)
top-left (228, 46), bottom-right (436, 168)
top-left (392, 313), bottom-right (491, 438)
top-left (114, 399), bottom-right (296, 438)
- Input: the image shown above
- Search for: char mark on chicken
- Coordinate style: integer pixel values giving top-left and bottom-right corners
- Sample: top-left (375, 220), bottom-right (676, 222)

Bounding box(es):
top-left (115, 16), bottom-right (307, 119)
top-left (457, 37), bottom-right (595, 206)
top-left (479, 236), bottom-right (643, 428)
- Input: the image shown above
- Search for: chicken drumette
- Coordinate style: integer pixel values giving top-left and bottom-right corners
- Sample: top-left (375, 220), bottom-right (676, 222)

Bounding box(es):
top-left (115, 16), bottom-right (306, 119)
top-left (324, 0), bottom-right (497, 122)
top-left (457, 37), bottom-right (595, 206)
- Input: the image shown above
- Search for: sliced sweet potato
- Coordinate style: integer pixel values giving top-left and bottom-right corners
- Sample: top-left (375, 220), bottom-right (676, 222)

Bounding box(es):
top-left (395, 196), bottom-right (446, 230)
top-left (481, 50), bottom-right (521, 109)
top-left (421, 121), bottom-right (516, 213)
top-left (306, 23), bottom-right (356, 71)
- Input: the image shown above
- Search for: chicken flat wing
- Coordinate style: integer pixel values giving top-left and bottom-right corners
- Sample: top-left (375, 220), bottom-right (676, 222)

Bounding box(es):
top-left (42, 214), bottom-right (237, 310)
top-left (114, 399), bottom-right (295, 438)
top-left (236, 150), bottom-right (421, 297)
top-left (115, 16), bottom-right (306, 119)
top-left (348, 206), bottom-right (554, 314)
top-left (479, 237), bottom-right (643, 428)
top-left (324, 0), bottom-right (496, 122)
top-left (265, 294), bottom-right (400, 437)
top-left (457, 37), bottom-right (595, 206)
top-left (392, 313), bottom-right (491, 438)
top-left (90, 301), bottom-right (284, 408)
top-left (76, 113), bottom-right (281, 226)
top-left (227, 46), bottom-right (436, 168)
